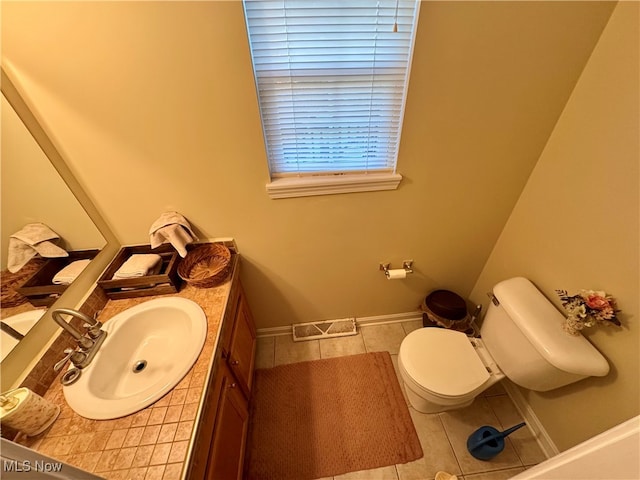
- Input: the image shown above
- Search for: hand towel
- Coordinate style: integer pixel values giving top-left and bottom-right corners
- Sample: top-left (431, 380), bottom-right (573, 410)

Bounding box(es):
top-left (113, 254), bottom-right (162, 279)
top-left (52, 259), bottom-right (92, 285)
top-left (118, 262), bottom-right (163, 290)
top-left (7, 223), bottom-right (68, 273)
top-left (11, 223), bottom-right (58, 245)
top-left (149, 212), bottom-right (198, 258)
top-left (151, 225), bottom-right (194, 258)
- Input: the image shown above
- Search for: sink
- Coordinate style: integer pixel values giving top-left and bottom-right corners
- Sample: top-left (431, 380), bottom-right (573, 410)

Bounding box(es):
top-left (63, 297), bottom-right (207, 419)
top-left (1, 309), bottom-right (47, 360)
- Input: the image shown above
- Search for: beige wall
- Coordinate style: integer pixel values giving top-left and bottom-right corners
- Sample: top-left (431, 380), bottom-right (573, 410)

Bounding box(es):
top-left (1, 94), bottom-right (105, 269)
top-left (1, 1), bottom-right (615, 330)
top-left (470, 1), bottom-right (639, 451)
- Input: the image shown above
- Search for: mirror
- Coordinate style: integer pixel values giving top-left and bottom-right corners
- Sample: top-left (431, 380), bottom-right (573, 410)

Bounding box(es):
top-left (0, 67), bottom-right (120, 388)
top-left (1, 92), bottom-right (106, 359)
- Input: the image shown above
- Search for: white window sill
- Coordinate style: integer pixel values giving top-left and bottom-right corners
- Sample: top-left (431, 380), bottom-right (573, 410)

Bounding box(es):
top-left (266, 173), bottom-right (402, 199)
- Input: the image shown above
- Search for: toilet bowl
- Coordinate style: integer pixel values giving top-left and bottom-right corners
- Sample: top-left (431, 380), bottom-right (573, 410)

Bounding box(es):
top-left (398, 328), bottom-right (504, 413)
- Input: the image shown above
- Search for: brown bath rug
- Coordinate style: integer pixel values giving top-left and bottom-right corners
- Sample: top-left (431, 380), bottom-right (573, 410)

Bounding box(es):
top-left (245, 351), bottom-right (423, 480)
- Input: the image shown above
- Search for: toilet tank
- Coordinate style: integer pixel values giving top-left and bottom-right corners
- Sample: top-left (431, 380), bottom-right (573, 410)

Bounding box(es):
top-left (481, 277), bottom-right (609, 391)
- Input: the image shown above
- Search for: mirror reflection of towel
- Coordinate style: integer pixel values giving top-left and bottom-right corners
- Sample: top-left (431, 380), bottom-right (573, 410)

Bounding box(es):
top-left (7, 223), bottom-right (68, 273)
top-left (52, 259), bottom-right (91, 285)
top-left (149, 212), bottom-right (198, 258)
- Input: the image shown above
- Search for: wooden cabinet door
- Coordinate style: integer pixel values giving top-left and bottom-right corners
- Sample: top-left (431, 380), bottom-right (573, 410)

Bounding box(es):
top-left (206, 363), bottom-right (249, 480)
top-left (228, 288), bottom-right (256, 397)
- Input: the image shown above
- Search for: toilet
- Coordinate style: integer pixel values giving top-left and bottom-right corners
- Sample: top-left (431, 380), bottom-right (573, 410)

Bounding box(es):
top-left (398, 277), bottom-right (610, 413)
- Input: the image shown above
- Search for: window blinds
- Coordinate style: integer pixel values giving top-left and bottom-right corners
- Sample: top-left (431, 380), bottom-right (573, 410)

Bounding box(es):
top-left (244, 0), bottom-right (419, 177)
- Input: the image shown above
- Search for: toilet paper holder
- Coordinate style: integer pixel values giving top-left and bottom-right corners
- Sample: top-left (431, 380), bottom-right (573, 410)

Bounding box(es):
top-left (379, 260), bottom-right (413, 278)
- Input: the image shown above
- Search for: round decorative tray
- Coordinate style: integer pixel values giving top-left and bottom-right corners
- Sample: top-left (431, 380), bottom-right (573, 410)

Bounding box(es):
top-left (177, 244), bottom-right (231, 288)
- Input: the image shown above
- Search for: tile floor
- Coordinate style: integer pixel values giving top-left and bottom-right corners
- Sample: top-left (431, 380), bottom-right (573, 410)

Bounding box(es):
top-left (254, 320), bottom-right (547, 480)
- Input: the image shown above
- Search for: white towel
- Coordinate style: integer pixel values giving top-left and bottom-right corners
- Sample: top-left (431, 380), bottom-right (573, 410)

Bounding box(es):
top-left (52, 259), bottom-right (91, 285)
top-left (113, 254), bottom-right (162, 279)
top-left (149, 212), bottom-right (198, 258)
top-left (7, 223), bottom-right (68, 273)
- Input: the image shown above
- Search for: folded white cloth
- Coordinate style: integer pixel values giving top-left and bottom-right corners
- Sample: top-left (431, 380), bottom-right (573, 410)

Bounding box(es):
top-left (149, 212), bottom-right (198, 258)
top-left (113, 254), bottom-right (162, 279)
top-left (52, 259), bottom-right (91, 285)
top-left (11, 223), bottom-right (58, 245)
top-left (7, 223), bottom-right (68, 273)
top-left (118, 262), bottom-right (163, 290)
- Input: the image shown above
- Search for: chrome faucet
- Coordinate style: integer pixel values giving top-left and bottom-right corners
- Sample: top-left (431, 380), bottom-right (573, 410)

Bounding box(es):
top-left (51, 308), bottom-right (107, 370)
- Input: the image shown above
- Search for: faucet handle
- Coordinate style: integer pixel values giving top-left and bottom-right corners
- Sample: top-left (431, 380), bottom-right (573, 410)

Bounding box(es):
top-left (84, 322), bottom-right (104, 340)
top-left (54, 348), bottom-right (76, 372)
top-left (84, 312), bottom-right (103, 337)
top-left (83, 312), bottom-right (102, 328)
top-left (54, 348), bottom-right (87, 372)
top-left (82, 322), bottom-right (102, 331)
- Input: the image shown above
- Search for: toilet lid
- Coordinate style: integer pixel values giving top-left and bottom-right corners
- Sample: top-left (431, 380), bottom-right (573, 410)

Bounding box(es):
top-left (400, 328), bottom-right (490, 397)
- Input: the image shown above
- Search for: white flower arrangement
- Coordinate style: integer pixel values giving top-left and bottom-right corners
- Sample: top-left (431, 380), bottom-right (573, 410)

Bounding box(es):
top-left (556, 289), bottom-right (621, 335)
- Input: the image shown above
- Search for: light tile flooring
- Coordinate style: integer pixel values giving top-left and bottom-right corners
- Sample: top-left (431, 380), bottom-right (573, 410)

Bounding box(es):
top-left (254, 320), bottom-right (547, 480)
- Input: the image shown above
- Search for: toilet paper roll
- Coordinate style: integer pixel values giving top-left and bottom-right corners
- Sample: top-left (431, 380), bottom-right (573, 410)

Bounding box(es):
top-left (387, 268), bottom-right (407, 280)
top-left (0, 388), bottom-right (60, 436)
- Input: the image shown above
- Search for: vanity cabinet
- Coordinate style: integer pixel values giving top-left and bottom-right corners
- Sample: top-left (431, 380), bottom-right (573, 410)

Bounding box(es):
top-left (188, 277), bottom-right (257, 480)
top-left (207, 362), bottom-right (250, 480)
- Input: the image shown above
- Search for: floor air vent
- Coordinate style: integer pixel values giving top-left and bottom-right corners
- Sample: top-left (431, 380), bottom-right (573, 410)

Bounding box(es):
top-left (292, 318), bottom-right (357, 342)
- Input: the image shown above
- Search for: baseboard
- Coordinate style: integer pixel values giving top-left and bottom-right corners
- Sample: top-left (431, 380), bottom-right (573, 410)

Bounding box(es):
top-left (502, 379), bottom-right (560, 459)
top-left (256, 311), bottom-right (423, 337)
top-left (356, 311), bottom-right (422, 326)
top-left (256, 325), bottom-right (291, 337)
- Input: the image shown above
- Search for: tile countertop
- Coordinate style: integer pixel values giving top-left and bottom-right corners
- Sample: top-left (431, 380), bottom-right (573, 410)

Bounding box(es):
top-left (15, 255), bottom-right (239, 480)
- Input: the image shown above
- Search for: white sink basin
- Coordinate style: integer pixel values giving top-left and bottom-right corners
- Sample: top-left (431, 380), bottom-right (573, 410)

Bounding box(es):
top-left (63, 297), bottom-right (207, 419)
top-left (1, 309), bottom-right (46, 360)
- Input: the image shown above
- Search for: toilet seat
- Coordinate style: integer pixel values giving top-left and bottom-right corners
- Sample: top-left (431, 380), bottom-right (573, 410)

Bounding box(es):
top-left (399, 329), bottom-right (491, 399)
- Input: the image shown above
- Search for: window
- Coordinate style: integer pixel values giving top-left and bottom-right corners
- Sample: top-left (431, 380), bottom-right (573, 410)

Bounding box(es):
top-left (243, 0), bottom-right (420, 198)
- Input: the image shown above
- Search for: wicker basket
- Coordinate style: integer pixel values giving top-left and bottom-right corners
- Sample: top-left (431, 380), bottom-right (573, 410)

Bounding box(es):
top-left (177, 243), bottom-right (232, 288)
